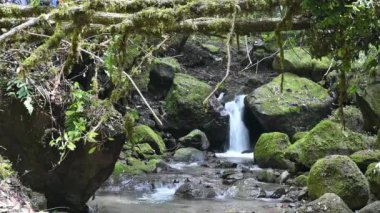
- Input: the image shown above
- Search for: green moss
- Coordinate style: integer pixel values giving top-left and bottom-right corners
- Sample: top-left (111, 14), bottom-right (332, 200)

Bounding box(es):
top-left (0, 155), bottom-right (13, 179)
top-left (113, 158), bottom-right (158, 176)
top-left (272, 47), bottom-right (332, 81)
top-left (350, 150), bottom-right (380, 172)
top-left (151, 57), bottom-right (181, 72)
top-left (294, 175), bottom-right (308, 187)
top-left (134, 143), bottom-right (159, 159)
top-left (201, 44), bottom-right (220, 53)
top-left (365, 162), bottom-right (380, 200)
top-left (254, 132), bottom-right (292, 169)
top-left (165, 73), bottom-right (211, 112)
top-left (133, 125), bottom-right (165, 154)
top-left (164, 73), bottom-right (212, 128)
top-left (308, 155), bottom-right (369, 210)
top-left (253, 73), bottom-right (331, 116)
top-left (292, 131), bottom-right (308, 143)
top-left (285, 119), bottom-right (371, 168)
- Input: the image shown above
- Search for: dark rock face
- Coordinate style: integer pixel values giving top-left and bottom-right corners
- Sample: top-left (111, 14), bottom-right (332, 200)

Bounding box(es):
top-left (245, 73), bottom-right (333, 136)
top-left (148, 58), bottom-right (179, 98)
top-left (0, 97), bottom-right (125, 212)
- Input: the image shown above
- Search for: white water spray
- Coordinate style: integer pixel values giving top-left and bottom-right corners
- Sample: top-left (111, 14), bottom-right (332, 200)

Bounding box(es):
top-left (216, 95), bottom-right (252, 159)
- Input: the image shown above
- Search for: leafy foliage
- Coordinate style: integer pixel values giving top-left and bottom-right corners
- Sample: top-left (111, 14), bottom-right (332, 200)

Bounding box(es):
top-left (6, 78), bottom-right (34, 115)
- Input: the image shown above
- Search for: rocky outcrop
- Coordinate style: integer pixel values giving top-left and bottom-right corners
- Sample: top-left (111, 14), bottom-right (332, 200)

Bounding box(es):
top-left (308, 155), bottom-right (369, 210)
top-left (285, 119), bottom-right (376, 168)
top-left (365, 162), bottom-right (380, 200)
top-left (164, 73), bottom-right (227, 148)
top-left (272, 47), bottom-right (332, 82)
top-left (179, 129), bottom-right (210, 150)
top-left (245, 73), bottom-right (333, 136)
top-left (350, 150), bottom-right (380, 172)
top-left (173, 147), bottom-right (206, 162)
top-left (357, 83), bottom-right (380, 132)
top-left (254, 132), bottom-right (293, 170)
top-left (0, 96), bottom-right (125, 212)
top-left (297, 193), bottom-right (352, 213)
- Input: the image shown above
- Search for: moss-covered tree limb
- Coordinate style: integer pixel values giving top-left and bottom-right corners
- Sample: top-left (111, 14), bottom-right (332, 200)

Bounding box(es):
top-left (0, 5), bottom-right (49, 18)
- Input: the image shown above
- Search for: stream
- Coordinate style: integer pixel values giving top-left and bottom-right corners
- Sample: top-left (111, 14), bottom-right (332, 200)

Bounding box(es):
top-left (88, 157), bottom-right (290, 213)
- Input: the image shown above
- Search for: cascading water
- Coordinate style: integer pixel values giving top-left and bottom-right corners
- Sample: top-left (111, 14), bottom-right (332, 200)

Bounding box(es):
top-left (216, 95), bottom-right (253, 159)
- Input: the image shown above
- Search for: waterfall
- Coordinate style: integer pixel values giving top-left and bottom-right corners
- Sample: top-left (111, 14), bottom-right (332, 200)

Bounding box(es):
top-left (216, 95), bottom-right (252, 159)
top-left (225, 95), bottom-right (250, 152)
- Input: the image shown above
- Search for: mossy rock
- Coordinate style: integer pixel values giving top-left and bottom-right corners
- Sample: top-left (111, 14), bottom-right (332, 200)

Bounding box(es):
top-left (358, 201), bottom-right (380, 213)
top-left (179, 129), bottom-right (210, 150)
top-left (285, 119), bottom-right (374, 168)
top-left (164, 73), bottom-right (227, 147)
top-left (308, 155), bottom-right (369, 210)
top-left (297, 193), bottom-right (352, 213)
top-left (329, 106), bottom-right (365, 133)
top-left (113, 158), bottom-right (158, 176)
top-left (254, 132), bottom-right (293, 170)
top-left (357, 83), bottom-right (380, 132)
top-left (134, 143), bottom-right (157, 159)
top-left (294, 175), bottom-right (308, 187)
top-left (272, 47), bottom-right (332, 82)
top-left (245, 73), bottom-right (333, 136)
top-left (350, 150), bottom-right (380, 172)
top-left (133, 125), bottom-right (165, 155)
top-left (148, 57), bottom-right (180, 97)
top-left (173, 147), bottom-right (206, 162)
top-left (365, 162), bottom-right (380, 200)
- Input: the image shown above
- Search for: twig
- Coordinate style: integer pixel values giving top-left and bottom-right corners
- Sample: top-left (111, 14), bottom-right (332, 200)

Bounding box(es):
top-left (203, 4), bottom-right (237, 105)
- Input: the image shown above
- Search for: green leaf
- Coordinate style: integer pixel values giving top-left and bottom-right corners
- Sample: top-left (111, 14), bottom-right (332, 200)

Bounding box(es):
top-left (23, 97), bottom-right (34, 115)
top-left (67, 142), bottom-right (76, 151)
top-left (86, 131), bottom-right (98, 143)
top-left (88, 146), bottom-right (97, 154)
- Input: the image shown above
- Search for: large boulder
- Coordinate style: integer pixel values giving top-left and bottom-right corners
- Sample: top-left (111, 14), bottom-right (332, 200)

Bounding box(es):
top-left (365, 162), bottom-right (380, 200)
top-left (272, 47), bottom-right (332, 82)
top-left (359, 201), bottom-right (380, 213)
top-left (245, 73), bottom-right (333, 136)
top-left (173, 147), bottom-right (206, 162)
top-left (297, 193), bottom-right (352, 213)
top-left (164, 73), bottom-right (227, 148)
top-left (308, 155), bottom-right (370, 210)
top-left (254, 132), bottom-right (294, 170)
top-left (350, 150), bottom-right (380, 172)
top-left (179, 129), bottom-right (210, 150)
top-left (133, 125), bottom-right (165, 155)
top-left (285, 119), bottom-right (376, 168)
top-left (148, 57), bottom-right (180, 98)
top-left (357, 83), bottom-right (380, 132)
top-left (0, 96), bottom-right (125, 211)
